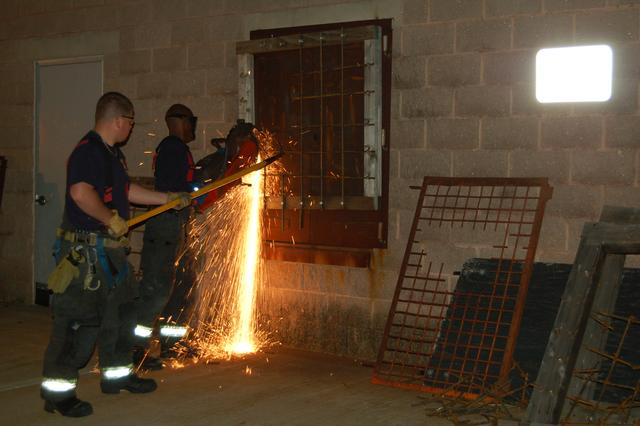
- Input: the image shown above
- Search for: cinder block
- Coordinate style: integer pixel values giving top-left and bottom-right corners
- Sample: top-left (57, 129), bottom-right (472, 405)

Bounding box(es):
top-left (452, 150), bottom-right (509, 177)
top-left (514, 14), bottom-right (573, 48)
top-left (538, 215), bottom-right (568, 253)
top-left (390, 119), bottom-right (425, 149)
top-left (509, 150), bottom-right (570, 184)
top-left (152, 0), bottom-right (187, 22)
top-left (74, 0), bottom-right (105, 7)
top-left (207, 15), bottom-right (243, 41)
top-left (351, 267), bottom-right (397, 300)
top-left (83, 5), bottom-right (119, 32)
top-left (402, 23), bottom-right (454, 56)
top-left (482, 117), bottom-right (539, 150)
top-left (615, 43), bottom-right (640, 79)
top-left (186, 95), bottom-right (225, 122)
top-left (172, 18), bottom-right (207, 46)
top-left (18, 0), bottom-right (46, 16)
top-left (389, 178), bottom-right (423, 212)
top-left (604, 186), bottom-right (640, 209)
top-left (153, 47), bottom-right (186, 72)
top-left (572, 149), bottom-right (635, 186)
top-left (402, 0), bottom-right (428, 25)
top-left (105, 75), bottom-right (137, 99)
top-left (547, 185), bottom-right (603, 219)
top-left (223, 94), bottom-right (240, 121)
top-left (117, 0), bottom-right (152, 27)
top-left (392, 56), bottom-right (426, 89)
top-left (427, 118), bottom-right (479, 149)
top-left (206, 67), bottom-right (237, 95)
top-left (607, 0), bottom-right (640, 5)
top-left (485, 0), bottom-right (542, 16)
top-left (545, 0), bottom-right (604, 10)
top-left (186, 0), bottom-right (226, 17)
top-left (169, 70), bottom-right (205, 97)
top-left (391, 90), bottom-right (400, 120)
top-left (512, 84), bottom-right (574, 115)
top-left (0, 105), bottom-right (31, 127)
top-left (455, 86), bottom-right (510, 116)
top-left (483, 50), bottom-right (535, 85)
top-left (401, 87), bottom-right (453, 118)
top-left (133, 23), bottom-right (171, 49)
top-left (541, 116), bottom-right (603, 149)
top-left (456, 18), bottom-right (512, 52)
top-left (573, 79), bottom-right (638, 115)
top-left (264, 260), bottom-right (303, 290)
top-left (3, 147), bottom-right (33, 171)
top-left (0, 126), bottom-right (31, 149)
top-left (187, 43), bottom-right (225, 69)
top-left (119, 50), bottom-right (151, 75)
top-left (136, 72), bottom-right (171, 99)
top-left (427, 53), bottom-right (481, 86)
top-left (399, 149), bottom-right (451, 179)
top-left (575, 9), bottom-right (639, 43)
top-left (430, 0), bottom-right (483, 21)
top-left (606, 115), bottom-right (640, 148)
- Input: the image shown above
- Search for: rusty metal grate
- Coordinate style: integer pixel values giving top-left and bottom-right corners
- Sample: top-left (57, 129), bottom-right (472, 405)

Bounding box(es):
top-left (373, 177), bottom-right (552, 398)
top-left (561, 312), bottom-right (640, 425)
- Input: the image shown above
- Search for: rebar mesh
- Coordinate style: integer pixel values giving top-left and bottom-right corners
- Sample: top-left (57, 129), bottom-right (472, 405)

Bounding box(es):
top-left (561, 312), bottom-right (640, 425)
top-left (373, 177), bottom-right (552, 397)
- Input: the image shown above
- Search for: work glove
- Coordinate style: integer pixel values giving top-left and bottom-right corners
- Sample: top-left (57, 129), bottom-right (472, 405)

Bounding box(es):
top-left (107, 211), bottom-right (128, 238)
top-left (47, 248), bottom-right (84, 294)
top-left (167, 192), bottom-right (192, 210)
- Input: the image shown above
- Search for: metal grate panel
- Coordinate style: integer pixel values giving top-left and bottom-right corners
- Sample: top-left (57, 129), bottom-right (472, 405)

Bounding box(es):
top-left (373, 176), bottom-right (552, 398)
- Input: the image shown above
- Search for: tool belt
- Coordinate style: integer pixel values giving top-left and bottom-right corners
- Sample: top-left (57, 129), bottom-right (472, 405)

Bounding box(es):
top-left (52, 228), bottom-right (129, 291)
top-left (56, 228), bottom-right (123, 249)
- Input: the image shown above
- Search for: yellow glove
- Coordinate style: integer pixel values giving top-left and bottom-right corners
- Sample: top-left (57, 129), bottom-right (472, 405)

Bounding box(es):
top-left (107, 211), bottom-right (128, 238)
top-left (167, 192), bottom-right (192, 210)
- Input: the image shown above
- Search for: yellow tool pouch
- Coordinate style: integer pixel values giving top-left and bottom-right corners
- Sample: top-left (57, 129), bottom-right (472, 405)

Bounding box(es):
top-left (47, 247), bottom-right (85, 294)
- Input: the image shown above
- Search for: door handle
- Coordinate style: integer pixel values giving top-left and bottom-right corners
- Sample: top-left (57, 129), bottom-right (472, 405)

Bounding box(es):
top-left (35, 194), bottom-right (47, 206)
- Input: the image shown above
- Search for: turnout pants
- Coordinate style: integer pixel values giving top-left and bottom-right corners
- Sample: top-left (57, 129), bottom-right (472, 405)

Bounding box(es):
top-left (41, 240), bottom-right (136, 402)
top-left (134, 209), bottom-right (193, 348)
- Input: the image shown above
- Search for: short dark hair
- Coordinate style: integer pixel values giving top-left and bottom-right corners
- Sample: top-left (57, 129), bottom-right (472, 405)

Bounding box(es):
top-left (95, 92), bottom-right (134, 123)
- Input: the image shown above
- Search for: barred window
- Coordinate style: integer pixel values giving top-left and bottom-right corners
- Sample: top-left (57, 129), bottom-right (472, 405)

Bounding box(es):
top-left (237, 20), bottom-right (391, 266)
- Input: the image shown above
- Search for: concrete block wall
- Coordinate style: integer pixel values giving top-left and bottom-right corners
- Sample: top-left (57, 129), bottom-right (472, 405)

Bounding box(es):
top-left (0, 0), bottom-right (639, 361)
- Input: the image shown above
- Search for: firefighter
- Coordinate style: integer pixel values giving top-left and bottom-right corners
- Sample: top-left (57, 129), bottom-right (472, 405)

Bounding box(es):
top-left (41, 92), bottom-right (191, 417)
top-left (133, 104), bottom-right (198, 368)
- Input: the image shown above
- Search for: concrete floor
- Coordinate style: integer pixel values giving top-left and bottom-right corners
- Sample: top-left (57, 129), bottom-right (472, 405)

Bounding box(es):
top-left (0, 304), bottom-right (446, 425)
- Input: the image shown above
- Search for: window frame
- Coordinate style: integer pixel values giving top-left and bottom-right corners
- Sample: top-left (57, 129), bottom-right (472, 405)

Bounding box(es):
top-left (238, 19), bottom-right (392, 266)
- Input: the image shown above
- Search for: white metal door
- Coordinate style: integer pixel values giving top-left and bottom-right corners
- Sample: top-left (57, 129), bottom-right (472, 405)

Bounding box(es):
top-left (34, 59), bottom-right (102, 291)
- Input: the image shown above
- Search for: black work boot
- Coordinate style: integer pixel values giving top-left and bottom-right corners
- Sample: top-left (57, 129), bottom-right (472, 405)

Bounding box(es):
top-left (133, 348), bottom-right (163, 371)
top-left (101, 374), bottom-right (158, 394)
top-left (44, 397), bottom-right (93, 417)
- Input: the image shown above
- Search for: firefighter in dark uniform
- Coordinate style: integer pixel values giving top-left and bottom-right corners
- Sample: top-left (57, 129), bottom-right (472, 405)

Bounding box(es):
top-left (133, 103), bottom-right (198, 369)
top-left (40, 92), bottom-right (191, 417)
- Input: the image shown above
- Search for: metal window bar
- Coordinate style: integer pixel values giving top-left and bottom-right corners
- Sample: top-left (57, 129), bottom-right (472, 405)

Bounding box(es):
top-left (238, 25), bottom-right (383, 215)
top-left (372, 177), bottom-right (552, 399)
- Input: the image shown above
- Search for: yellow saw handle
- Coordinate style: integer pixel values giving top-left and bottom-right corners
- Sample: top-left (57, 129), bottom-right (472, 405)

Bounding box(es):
top-left (127, 153), bottom-right (282, 228)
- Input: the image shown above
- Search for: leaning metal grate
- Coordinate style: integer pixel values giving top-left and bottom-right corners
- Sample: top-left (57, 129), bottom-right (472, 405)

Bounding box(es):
top-left (373, 177), bottom-right (552, 398)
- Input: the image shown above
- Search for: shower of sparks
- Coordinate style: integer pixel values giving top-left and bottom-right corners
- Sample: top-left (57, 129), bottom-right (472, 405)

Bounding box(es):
top-left (177, 170), bottom-right (267, 361)
top-left (167, 129), bottom-right (288, 363)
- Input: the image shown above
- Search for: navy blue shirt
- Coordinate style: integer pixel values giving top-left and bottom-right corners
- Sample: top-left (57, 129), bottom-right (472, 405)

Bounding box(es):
top-left (153, 135), bottom-right (194, 192)
top-left (65, 130), bottom-right (130, 231)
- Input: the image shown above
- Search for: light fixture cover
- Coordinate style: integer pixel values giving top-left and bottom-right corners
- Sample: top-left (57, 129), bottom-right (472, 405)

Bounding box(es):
top-left (536, 44), bottom-right (613, 103)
